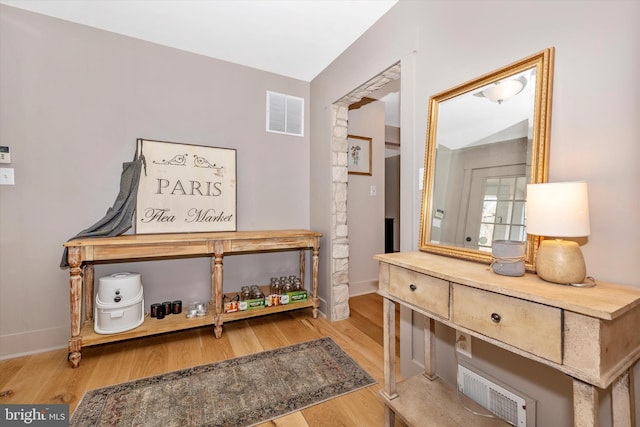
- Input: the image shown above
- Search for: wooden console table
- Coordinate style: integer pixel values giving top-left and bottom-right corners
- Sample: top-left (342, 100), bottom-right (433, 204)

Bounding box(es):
top-left (376, 251), bottom-right (640, 427)
top-left (63, 229), bottom-right (321, 368)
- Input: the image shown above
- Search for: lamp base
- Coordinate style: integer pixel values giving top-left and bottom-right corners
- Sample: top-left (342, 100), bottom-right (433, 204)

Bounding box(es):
top-left (535, 239), bottom-right (586, 285)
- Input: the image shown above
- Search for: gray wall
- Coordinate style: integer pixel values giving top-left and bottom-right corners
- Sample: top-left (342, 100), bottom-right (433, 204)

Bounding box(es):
top-left (310, 1), bottom-right (639, 426)
top-left (0, 5), bottom-right (312, 357)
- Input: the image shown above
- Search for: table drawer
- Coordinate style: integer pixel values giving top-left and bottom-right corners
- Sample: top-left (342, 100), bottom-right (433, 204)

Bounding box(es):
top-left (452, 284), bottom-right (562, 363)
top-left (389, 266), bottom-right (449, 318)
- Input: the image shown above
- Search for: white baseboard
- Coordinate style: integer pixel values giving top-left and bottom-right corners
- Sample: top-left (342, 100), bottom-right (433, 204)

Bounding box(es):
top-left (349, 279), bottom-right (378, 297)
top-left (0, 326), bottom-right (69, 360)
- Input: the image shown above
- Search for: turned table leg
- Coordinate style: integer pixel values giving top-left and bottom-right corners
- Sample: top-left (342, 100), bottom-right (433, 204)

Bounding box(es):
top-left (67, 246), bottom-right (83, 368)
top-left (84, 264), bottom-right (94, 323)
top-left (212, 242), bottom-right (224, 338)
top-left (311, 241), bottom-right (320, 319)
top-left (299, 249), bottom-right (305, 289)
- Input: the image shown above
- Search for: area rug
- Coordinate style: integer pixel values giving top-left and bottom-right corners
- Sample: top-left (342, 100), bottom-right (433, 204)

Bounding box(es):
top-left (71, 337), bottom-right (375, 427)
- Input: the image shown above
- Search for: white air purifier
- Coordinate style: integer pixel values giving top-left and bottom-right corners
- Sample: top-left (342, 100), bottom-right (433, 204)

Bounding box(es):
top-left (94, 272), bottom-right (144, 334)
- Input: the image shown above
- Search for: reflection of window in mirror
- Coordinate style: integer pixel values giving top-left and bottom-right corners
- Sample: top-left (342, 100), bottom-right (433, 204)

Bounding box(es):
top-left (476, 175), bottom-right (527, 252)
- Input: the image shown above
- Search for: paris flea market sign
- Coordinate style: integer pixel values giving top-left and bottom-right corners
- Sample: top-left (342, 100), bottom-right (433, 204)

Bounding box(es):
top-left (135, 139), bottom-right (237, 234)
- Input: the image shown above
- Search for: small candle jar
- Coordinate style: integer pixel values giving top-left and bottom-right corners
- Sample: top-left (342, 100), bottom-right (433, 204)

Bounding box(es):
top-left (162, 301), bottom-right (172, 316)
top-left (150, 303), bottom-right (162, 318)
top-left (172, 300), bottom-right (182, 314)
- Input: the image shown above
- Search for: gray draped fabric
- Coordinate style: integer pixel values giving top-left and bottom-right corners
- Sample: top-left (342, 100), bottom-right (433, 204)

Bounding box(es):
top-left (60, 157), bottom-right (144, 268)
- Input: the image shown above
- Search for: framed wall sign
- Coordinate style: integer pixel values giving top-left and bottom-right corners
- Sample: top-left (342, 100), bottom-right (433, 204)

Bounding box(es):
top-left (135, 139), bottom-right (237, 234)
top-left (347, 135), bottom-right (372, 176)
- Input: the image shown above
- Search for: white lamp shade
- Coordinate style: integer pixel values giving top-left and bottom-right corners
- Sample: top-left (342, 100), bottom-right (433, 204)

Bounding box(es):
top-left (526, 182), bottom-right (591, 237)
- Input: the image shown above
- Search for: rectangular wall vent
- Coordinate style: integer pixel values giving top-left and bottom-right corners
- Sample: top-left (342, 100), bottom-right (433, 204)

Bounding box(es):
top-left (457, 364), bottom-right (534, 427)
top-left (266, 91), bottom-right (304, 137)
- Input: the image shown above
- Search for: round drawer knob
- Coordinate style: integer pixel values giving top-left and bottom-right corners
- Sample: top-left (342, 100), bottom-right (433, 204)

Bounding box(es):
top-left (491, 313), bottom-right (501, 323)
top-left (409, 283), bottom-right (417, 292)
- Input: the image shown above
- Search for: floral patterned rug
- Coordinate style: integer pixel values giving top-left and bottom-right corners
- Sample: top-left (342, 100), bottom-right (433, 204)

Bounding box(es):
top-left (71, 337), bottom-right (375, 426)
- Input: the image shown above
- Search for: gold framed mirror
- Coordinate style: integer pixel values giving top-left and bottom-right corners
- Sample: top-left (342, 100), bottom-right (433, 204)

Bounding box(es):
top-left (419, 48), bottom-right (554, 270)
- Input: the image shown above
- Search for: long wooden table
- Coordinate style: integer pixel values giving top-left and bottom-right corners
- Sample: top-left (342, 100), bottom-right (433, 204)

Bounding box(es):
top-left (63, 229), bottom-right (321, 368)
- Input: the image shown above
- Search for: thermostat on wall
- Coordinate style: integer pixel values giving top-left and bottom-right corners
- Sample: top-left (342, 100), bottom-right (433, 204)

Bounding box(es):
top-left (0, 146), bottom-right (10, 164)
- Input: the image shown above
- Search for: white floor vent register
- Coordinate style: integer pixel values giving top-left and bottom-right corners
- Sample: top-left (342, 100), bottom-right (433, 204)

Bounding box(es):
top-left (457, 365), bottom-right (535, 427)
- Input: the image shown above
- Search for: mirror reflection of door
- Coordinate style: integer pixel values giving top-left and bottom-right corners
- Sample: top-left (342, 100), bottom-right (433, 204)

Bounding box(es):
top-left (432, 137), bottom-right (528, 248)
top-left (464, 165), bottom-right (526, 251)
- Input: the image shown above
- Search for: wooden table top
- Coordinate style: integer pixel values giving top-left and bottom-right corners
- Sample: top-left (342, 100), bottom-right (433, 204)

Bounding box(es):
top-left (64, 229), bottom-right (322, 248)
top-left (376, 251), bottom-right (640, 321)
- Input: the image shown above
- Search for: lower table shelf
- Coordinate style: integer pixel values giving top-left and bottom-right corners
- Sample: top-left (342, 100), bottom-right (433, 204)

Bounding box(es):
top-left (223, 300), bottom-right (314, 322)
top-left (80, 301), bottom-right (313, 347)
top-left (380, 375), bottom-right (509, 427)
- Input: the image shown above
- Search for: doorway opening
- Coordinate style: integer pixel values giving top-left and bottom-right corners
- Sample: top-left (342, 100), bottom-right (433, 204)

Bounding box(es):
top-left (327, 63), bottom-right (400, 320)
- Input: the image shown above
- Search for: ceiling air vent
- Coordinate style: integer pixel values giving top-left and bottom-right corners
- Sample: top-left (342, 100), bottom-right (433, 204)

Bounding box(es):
top-left (266, 91), bottom-right (304, 137)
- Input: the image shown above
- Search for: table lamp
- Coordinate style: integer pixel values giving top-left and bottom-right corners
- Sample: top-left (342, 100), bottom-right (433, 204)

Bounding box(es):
top-left (526, 182), bottom-right (591, 284)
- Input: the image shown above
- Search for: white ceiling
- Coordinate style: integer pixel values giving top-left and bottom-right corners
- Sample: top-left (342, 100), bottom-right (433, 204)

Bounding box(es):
top-left (0, 0), bottom-right (397, 82)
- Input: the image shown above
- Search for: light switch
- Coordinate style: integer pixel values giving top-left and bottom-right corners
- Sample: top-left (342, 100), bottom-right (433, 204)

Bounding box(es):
top-left (370, 185), bottom-right (377, 196)
top-left (0, 168), bottom-right (15, 185)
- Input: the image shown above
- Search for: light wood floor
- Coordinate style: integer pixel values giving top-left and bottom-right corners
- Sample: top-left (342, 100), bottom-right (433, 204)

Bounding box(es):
top-left (0, 293), bottom-right (403, 427)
